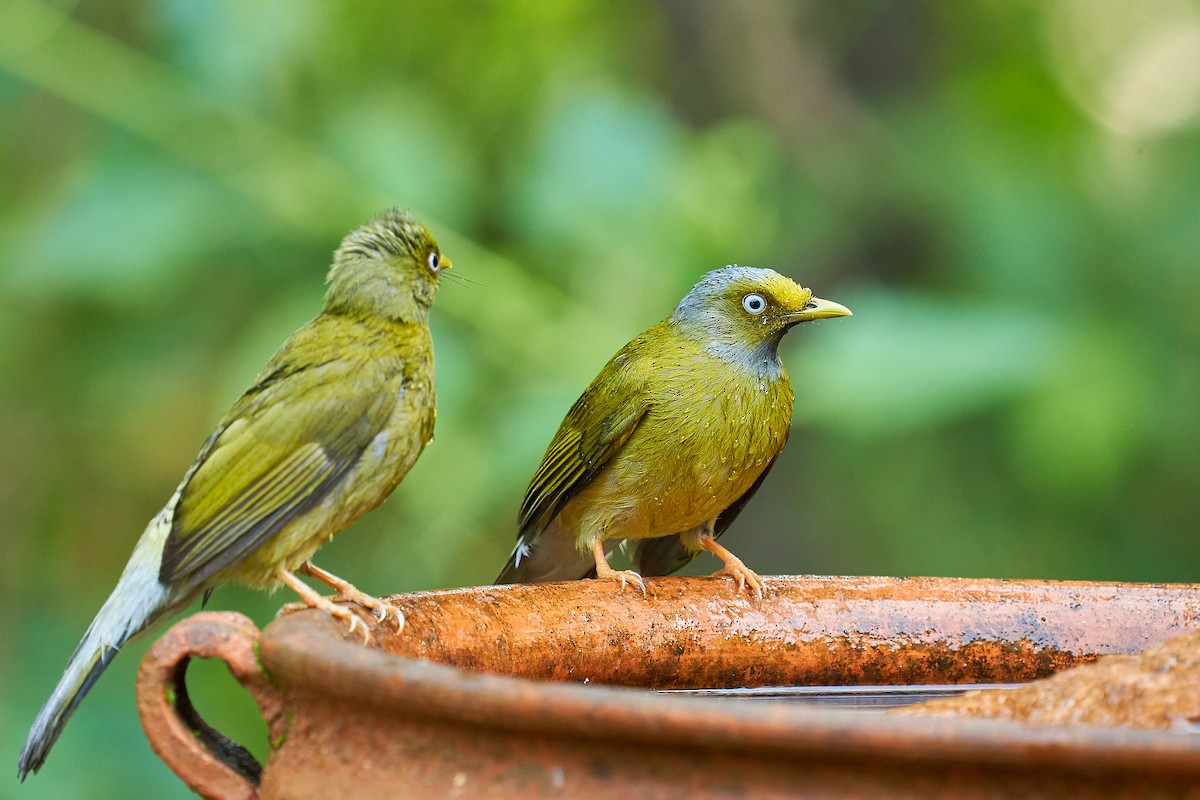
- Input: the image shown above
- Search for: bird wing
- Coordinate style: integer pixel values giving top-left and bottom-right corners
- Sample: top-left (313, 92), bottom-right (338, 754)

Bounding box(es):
top-left (633, 445), bottom-right (785, 577)
top-left (517, 351), bottom-right (648, 540)
top-left (158, 335), bottom-right (402, 592)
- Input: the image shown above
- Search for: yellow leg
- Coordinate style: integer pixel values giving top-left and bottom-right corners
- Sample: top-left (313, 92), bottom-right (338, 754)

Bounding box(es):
top-left (698, 536), bottom-right (767, 599)
top-left (301, 561), bottom-right (403, 631)
top-left (591, 540), bottom-right (647, 598)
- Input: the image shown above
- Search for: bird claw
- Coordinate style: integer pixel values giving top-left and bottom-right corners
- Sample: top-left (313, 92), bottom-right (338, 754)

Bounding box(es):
top-left (597, 567), bottom-right (648, 598)
top-left (339, 590), bottom-right (403, 633)
top-left (277, 600), bottom-right (307, 616)
top-left (301, 595), bottom-right (373, 644)
top-left (276, 567), bottom-right (395, 644)
top-left (695, 536), bottom-right (766, 600)
top-left (589, 540), bottom-right (649, 598)
top-left (341, 609), bottom-right (368, 644)
top-left (712, 562), bottom-right (767, 600)
top-left (298, 562), bottom-right (404, 633)
top-left (375, 601), bottom-right (402, 630)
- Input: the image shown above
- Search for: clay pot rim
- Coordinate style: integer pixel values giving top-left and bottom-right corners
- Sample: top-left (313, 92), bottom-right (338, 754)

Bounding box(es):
top-left (260, 579), bottom-right (1200, 778)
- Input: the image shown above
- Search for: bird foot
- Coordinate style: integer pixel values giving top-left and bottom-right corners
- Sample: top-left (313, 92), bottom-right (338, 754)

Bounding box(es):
top-left (277, 591), bottom-right (373, 644)
top-left (334, 584), bottom-right (404, 632)
top-left (590, 539), bottom-right (648, 597)
top-left (595, 565), bottom-right (648, 598)
top-left (711, 560), bottom-right (767, 600)
top-left (276, 567), bottom-right (389, 644)
top-left (695, 535), bottom-right (766, 600)
top-left (301, 561), bottom-right (404, 632)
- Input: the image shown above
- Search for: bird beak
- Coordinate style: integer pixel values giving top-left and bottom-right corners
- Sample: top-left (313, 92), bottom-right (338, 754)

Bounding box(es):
top-left (786, 296), bottom-right (852, 325)
top-left (441, 256), bottom-right (453, 271)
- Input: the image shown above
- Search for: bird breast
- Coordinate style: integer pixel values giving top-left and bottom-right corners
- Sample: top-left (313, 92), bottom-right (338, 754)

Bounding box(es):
top-left (574, 364), bottom-right (792, 543)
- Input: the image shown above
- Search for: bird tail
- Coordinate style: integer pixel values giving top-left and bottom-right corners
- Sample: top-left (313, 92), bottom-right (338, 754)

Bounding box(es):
top-left (494, 522), bottom-right (599, 585)
top-left (18, 514), bottom-right (177, 780)
top-left (632, 534), bottom-right (697, 577)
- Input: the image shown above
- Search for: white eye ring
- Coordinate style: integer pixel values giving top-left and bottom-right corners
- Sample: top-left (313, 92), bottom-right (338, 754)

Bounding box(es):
top-left (742, 293), bottom-right (766, 315)
top-left (427, 251), bottom-right (441, 272)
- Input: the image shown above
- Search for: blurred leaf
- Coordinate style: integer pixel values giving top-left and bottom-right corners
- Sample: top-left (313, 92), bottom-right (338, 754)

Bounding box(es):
top-left (1007, 324), bottom-right (1154, 498)
top-left (155, 0), bottom-right (326, 102)
top-left (214, 283), bottom-right (325, 409)
top-left (511, 87), bottom-right (678, 249)
top-left (673, 119), bottom-right (791, 265)
top-left (794, 288), bottom-right (1071, 434)
top-left (7, 144), bottom-right (255, 303)
top-left (323, 86), bottom-right (481, 226)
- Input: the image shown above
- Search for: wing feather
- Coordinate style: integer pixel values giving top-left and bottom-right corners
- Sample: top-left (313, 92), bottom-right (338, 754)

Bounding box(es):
top-left (158, 328), bottom-right (402, 591)
top-left (516, 351), bottom-right (648, 540)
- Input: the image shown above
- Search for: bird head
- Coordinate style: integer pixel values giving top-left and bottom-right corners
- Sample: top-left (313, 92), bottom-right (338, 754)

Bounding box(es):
top-left (669, 265), bottom-right (851, 371)
top-left (324, 209), bottom-right (450, 323)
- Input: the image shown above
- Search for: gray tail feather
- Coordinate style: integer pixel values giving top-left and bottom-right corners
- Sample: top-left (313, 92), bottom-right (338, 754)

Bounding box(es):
top-left (495, 525), bottom-right (597, 585)
top-left (17, 637), bottom-right (119, 780)
top-left (18, 568), bottom-right (171, 779)
top-left (633, 534), bottom-right (697, 577)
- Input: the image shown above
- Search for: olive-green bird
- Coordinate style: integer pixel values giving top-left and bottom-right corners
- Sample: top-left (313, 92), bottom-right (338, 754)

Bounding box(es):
top-left (19, 209), bottom-right (448, 779)
top-left (495, 266), bottom-right (850, 596)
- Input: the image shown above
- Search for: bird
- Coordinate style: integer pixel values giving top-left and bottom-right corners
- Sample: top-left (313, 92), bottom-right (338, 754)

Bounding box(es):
top-left (495, 266), bottom-right (850, 597)
top-left (19, 209), bottom-right (448, 779)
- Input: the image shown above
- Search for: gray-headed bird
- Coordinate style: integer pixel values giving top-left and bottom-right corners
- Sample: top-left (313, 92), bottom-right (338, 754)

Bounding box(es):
top-left (496, 266), bottom-right (850, 597)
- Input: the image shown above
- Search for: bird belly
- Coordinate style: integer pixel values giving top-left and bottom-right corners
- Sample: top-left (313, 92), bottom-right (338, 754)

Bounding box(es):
top-left (566, 381), bottom-right (789, 550)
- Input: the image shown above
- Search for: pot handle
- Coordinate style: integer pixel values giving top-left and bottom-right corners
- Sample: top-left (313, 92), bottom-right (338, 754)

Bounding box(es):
top-left (136, 611), bottom-right (286, 800)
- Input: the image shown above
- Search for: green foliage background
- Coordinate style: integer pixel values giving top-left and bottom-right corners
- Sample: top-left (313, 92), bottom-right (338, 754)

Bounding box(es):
top-left (3, 1), bottom-right (1200, 796)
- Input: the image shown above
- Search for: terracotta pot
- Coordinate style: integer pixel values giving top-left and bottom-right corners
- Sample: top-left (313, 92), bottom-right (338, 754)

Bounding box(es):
top-left (137, 576), bottom-right (1200, 799)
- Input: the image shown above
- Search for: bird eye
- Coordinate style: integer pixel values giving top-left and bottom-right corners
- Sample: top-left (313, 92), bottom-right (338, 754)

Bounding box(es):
top-left (427, 251), bottom-right (441, 272)
top-left (742, 293), bottom-right (766, 315)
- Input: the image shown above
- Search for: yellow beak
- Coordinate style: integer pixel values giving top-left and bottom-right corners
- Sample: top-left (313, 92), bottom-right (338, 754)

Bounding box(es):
top-left (789, 296), bottom-right (852, 324)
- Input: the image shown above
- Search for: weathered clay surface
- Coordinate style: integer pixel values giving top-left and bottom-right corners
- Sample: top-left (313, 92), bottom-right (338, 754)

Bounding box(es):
top-left (136, 611), bottom-right (286, 800)
top-left (898, 629), bottom-right (1200, 730)
top-left (138, 576), bottom-right (1200, 800)
top-left (380, 575), bottom-right (1200, 687)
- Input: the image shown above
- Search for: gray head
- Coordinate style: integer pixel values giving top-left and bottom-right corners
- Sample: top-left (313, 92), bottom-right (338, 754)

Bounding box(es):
top-left (669, 265), bottom-right (851, 372)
